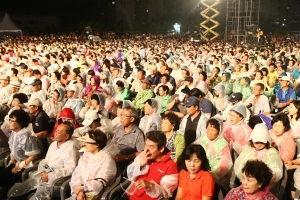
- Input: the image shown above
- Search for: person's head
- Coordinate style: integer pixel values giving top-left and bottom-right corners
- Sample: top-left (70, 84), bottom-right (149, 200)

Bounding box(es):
top-left (269, 63), bottom-right (275, 72)
top-left (221, 72), bottom-right (231, 82)
top-left (240, 77), bottom-right (250, 86)
top-left (78, 129), bottom-right (107, 154)
top-left (33, 69), bottom-right (42, 79)
top-left (137, 69), bottom-right (146, 80)
top-left (199, 71), bottom-right (207, 81)
top-left (144, 99), bottom-right (159, 115)
top-left (52, 71), bottom-right (61, 81)
top-left (181, 69), bottom-right (190, 78)
top-left (279, 76), bottom-right (290, 88)
top-left (10, 68), bottom-right (18, 77)
top-left (241, 160), bottom-right (273, 194)
top-left (185, 96), bottom-right (200, 117)
top-left (120, 106), bottom-right (138, 127)
top-left (116, 80), bottom-right (125, 91)
top-left (149, 65), bottom-right (157, 75)
top-left (161, 112), bottom-right (180, 133)
top-left (157, 85), bottom-right (170, 96)
top-left (271, 112), bottom-right (291, 136)
top-left (54, 121), bottom-right (74, 143)
top-left (228, 92), bottom-right (243, 105)
top-left (90, 75), bottom-right (100, 86)
top-left (182, 144), bottom-right (210, 175)
top-left (30, 79), bottom-right (42, 92)
top-left (249, 123), bottom-right (271, 150)
top-left (253, 83), bottom-right (264, 96)
top-left (261, 67), bottom-right (268, 76)
top-left (144, 131), bottom-right (167, 160)
top-left (141, 78), bottom-right (151, 90)
top-left (206, 118), bottom-right (222, 141)
top-left (229, 104), bottom-right (246, 125)
top-left (27, 97), bottom-right (43, 115)
top-left (255, 70), bottom-right (263, 80)
top-left (289, 100), bottom-right (300, 120)
top-left (12, 93), bottom-right (28, 107)
top-left (161, 74), bottom-right (170, 84)
top-left (91, 93), bottom-right (105, 109)
top-left (9, 109), bottom-right (30, 131)
top-left (66, 84), bottom-right (78, 98)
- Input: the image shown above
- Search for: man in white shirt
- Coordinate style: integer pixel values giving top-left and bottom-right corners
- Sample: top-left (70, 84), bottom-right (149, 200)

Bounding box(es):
top-left (0, 75), bottom-right (11, 104)
top-left (244, 83), bottom-right (271, 115)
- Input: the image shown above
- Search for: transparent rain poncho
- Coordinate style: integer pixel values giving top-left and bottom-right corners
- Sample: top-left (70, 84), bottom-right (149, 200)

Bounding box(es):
top-left (222, 120), bottom-right (252, 155)
top-left (233, 145), bottom-right (283, 183)
top-left (68, 150), bottom-right (116, 198)
top-left (8, 127), bottom-right (40, 166)
top-left (7, 140), bottom-right (79, 199)
top-left (126, 152), bottom-right (178, 199)
top-left (294, 166), bottom-right (300, 190)
top-left (138, 98), bottom-right (162, 134)
top-left (196, 117), bottom-right (233, 190)
top-left (269, 129), bottom-right (296, 163)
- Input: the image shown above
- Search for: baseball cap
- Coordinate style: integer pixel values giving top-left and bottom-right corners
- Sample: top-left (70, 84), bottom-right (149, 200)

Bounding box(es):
top-left (30, 79), bottom-right (42, 86)
top-left (280, 76), bottom-right (290, 82)
top-left (249, 123), bottom-right (271, 143)
top-left (25, 97), bottom-right (43, 107)
top-left (141, 79), bottom-right (152, 85)
top-left (82, 110), bottom-right (99, 126)
top-left (184, 96), bottom-right (200, 107)
top-left (0, 75), bottom-right (9, 81)
top-left (229, 92), bottom-right (243, 103)
top-left (77, 133), bottom-right (96, 143)
top-left (10, 81), bottom-right (21, 88)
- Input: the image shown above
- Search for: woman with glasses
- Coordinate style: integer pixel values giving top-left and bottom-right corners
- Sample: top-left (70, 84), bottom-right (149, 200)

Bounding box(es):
top-left (222, 104), bottom-right (252, 155)
top-left (79, 93), bottom-right (109, 120)
top-left (234, 124), bottom-right (283, 187)
top-left (175, 144), bottom-right (215, 200)
top-left (0, 110), bottom-right (41, 199)
top-left (67, 129), bottom-right (116, 200)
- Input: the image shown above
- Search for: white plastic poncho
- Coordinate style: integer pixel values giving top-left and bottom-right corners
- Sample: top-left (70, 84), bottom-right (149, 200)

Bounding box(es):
top-left (69, 150), bottom-right (116, 198)
top-left (294, 166), bottom-right (300, 190)
top-left (7, 140), bottom-right (79, 199)
top-left (234, 145), bottom-right (283, 183)
top-left (138, 98), bottom-right (162, 134)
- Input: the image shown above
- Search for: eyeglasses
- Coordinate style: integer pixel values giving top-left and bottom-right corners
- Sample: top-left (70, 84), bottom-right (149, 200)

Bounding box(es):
top-left (29, 105), bottom-right (36, 107)
top-left (120, 114), bottom-right (132, 118)
top-left (9, 118), bottom-right (17, 123)
top-left (229, 114), bottom-right (239, 118)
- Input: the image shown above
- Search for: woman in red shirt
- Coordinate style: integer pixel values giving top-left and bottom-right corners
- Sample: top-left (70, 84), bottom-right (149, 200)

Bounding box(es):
top-left (175, 144), bottom-right (215, 200)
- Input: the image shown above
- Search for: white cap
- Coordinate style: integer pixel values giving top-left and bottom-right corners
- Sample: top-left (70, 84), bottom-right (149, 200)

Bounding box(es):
top-left (82, 110), bottom-right (99, 126)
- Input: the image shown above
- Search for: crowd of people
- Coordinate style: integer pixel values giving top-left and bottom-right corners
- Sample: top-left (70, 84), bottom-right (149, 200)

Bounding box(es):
top-left (0, 32), bottom-right (299, 200)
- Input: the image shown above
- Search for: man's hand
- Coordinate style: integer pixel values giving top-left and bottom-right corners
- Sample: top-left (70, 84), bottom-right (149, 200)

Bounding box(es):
top-left (135, 180), bottom-right (153, 190)
top-left (73, 185), bottom-right (83, 195)
top-left (41, 171), bottom-right (49, 182)
top-left (140, 149), bottom-right (151, 166)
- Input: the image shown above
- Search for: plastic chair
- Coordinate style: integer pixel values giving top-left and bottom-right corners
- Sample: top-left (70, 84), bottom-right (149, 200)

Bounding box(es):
top-left (60, 177), bottom-right (71, 200)
top-left (100, 165), bottom-right (121, 200)
top-left (107, 179), bottom-right (131, 200)
top-left (0, 148), bottom-right (9, 167)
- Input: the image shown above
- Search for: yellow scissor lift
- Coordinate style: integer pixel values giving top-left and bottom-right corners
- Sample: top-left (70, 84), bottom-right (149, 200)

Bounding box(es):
top-left (200, 0), bottom-right (220, 41)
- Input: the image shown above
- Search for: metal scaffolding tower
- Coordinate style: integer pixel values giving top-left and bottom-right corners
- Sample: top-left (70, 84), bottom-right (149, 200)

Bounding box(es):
top-left (200, 0), bottom-right (220, 41)
top-left (225, 0), bottom-right (260, 44)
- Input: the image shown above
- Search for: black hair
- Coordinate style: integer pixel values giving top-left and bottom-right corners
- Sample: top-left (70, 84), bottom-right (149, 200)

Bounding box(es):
top-left (248, 115), bottom-right (263, 129)
top-left (53, 71), bottom-right (61, 80)
top-left (162, 112), bottom-right (180, 131)
top-left (249, 140), bottom-right (271, 149)
top-left (33, 69), bottom-right (41, 75)
top-left (190, 88), bottom-right (205, 98)
top-left (11, 68), bottom-right (18, 76)
top-left (73, 68), bottom-right (81, 76)
top-left (146, 131), bottom-right (167, 150)
top-left (91, 94), bottom-right (100, 105)
top-left (161, 73), bottom-right (170, 82)
top-left (13, 93), bottom-right (28, 104)
top-left (206, 118), bottom-right (220, 134)
top-left (116, 80), bottom-right (125, 88)
top-left (87, 70), bottom-right (96, 76)
top-left (182, 144), bottom-right (210, 171)
top-left (157, 85), bottom-right (170, 95)
top-left (138, 69), bottom-right (146, 76)
top-left (271, 112), bottom-right (291, 132)
top-left (61, 121), bottom-right (74, 139)
top-left (261, 67), bottom-right (269, 76)
top-left (9, 109), bottom-right (30, 129)
top-left (181, 86), bottom-right (191, 96)
top-left (88, 129), bottom-right (107, 149)
top-left (242, 160), bottom-right (273, 190)
top-left (199, 71), bottom-right (207, 81)
top-left (290, 100), bottom-right (300, 121)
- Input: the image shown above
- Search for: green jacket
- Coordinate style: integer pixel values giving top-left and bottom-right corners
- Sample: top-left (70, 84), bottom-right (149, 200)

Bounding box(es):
top-left (120, 88), bottom-right (131, 100)
top-left (174, 133), bottom-right (185, 160)
top-left (133, 88), bottom-right (154, 109)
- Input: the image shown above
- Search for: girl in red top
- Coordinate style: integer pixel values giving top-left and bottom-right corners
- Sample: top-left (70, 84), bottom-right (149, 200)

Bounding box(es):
top-left (175, 144), bottom-right (215, 200)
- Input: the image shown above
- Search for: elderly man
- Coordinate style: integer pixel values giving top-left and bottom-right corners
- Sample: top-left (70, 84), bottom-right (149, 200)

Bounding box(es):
top-left (8, 121), bottom-right (79, 200)
top-left (29, 79), bottom-right (47, 103)
top-left (112, 106), bottom-right (145, 173)
top-left (274, 76), bottom-right (296, 112)
top-left (0, 75), bottom-right (11, 105)
top-left (132, 79), bottom-right (154, 110)
top-left (130, 69), bottom-right (146, 94)
top-left (126, 131), bottom-right (178, 200)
